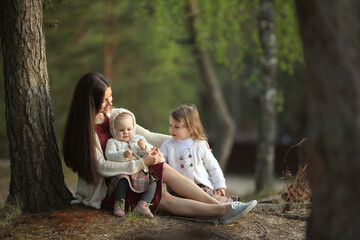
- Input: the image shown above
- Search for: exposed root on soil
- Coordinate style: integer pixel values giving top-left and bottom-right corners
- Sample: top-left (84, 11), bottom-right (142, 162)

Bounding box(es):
top-left (281, 138), bottom-right (312, 203)
top-left (253, 203), bottom-right (310, 221)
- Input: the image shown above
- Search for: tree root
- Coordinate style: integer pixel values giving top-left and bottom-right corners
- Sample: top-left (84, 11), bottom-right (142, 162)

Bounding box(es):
top-left (253, 203), bottom-right (310, 221)
top-left (255, 203), bottom-right (311, 212)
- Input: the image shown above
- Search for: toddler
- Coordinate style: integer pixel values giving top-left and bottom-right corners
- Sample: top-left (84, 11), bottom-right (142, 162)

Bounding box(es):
top-left (105, 108), bottom-right (159, 218)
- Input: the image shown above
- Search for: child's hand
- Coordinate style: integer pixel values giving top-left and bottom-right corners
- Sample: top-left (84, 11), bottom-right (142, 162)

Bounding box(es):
top-left (138, 139), bottom-right (146, 150)
top-left (124, 150), bottom-right (133, 158)
top-left (205, 141), bottom-right (212, 151)
top-left (216, 188), bottom-right (226, 196)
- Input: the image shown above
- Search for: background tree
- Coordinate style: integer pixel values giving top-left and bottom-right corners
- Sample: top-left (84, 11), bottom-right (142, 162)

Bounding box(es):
top-left (186, 0), bottom-right (235, 169)
top-left (189, 0), bottom-right (303, 174)
top-left (0, 0), bottom-right (304, 185)
top-left (295, 0), bottom-right (360, 239)
top-left (255, 0), bottom-right (277, 193)
top-left (102, 0), bottom-right (120, 79)
top-left (0, 0), bottom-right (72, 212)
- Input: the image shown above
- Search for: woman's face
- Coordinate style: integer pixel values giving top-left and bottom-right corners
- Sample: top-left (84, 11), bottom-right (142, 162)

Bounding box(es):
top-left (99, 87), bottom-right (113, 113)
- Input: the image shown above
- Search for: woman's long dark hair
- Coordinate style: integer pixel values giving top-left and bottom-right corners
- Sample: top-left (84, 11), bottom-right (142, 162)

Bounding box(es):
top-left (63, 72), bottom-right (111, 184)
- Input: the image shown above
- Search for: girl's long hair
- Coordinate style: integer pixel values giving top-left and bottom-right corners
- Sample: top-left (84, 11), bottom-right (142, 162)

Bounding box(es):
top-left (171, 104), bottom-right (207, 141)
top-left (63, 72), bottom-right (111, 184)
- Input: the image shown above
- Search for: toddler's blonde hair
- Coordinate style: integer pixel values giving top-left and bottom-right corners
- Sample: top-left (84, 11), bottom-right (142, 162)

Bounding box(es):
top-left (171, 104), bottom-right (207, 141)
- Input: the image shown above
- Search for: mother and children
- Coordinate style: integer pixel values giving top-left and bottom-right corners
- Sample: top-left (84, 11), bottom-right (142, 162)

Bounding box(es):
top-left (63, 72), bottom-right (257, 224)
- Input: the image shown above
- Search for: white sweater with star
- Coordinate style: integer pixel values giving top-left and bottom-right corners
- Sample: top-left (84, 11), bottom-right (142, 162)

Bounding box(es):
top-left (160, 138), bottom-right (226, 190)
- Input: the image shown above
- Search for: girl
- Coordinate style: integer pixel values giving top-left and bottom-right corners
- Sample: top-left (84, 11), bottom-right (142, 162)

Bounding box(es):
top-left (63, 72), bottom-right (256, 224)
top-left (161, 104), bottom-right (241, 203)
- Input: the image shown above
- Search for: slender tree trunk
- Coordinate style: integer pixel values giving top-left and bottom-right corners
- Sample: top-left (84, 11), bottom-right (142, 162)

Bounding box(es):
top-left (295, 1), bottom-right (360, 239)
top-left (186, 0), bottom-right (235, 170)
top-left (230, 77), bottom-right (242, 139)
top-left (255, 0), bottom-right (278, 192)
top-left (102, 0), bottom-right (119, 80)
top-left (0, 0), bottom-right (72, 212)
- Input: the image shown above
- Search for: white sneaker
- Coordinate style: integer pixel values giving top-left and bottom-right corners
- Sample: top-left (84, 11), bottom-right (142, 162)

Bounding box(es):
top-left (220, 200), bottom-right (257, 224)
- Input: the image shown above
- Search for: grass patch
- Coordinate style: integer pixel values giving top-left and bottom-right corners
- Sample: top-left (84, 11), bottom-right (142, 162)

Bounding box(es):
top-left (0, 197), bottom-right (22, 229)
top-left (126, 209), bottom-right (150, 223)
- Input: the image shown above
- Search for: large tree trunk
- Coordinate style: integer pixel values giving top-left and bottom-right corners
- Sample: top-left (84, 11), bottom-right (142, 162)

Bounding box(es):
top-left (295, 1), bottom-right (360, 239)
top-left (186, 0), bottom-right (236, 170)
top-left (0, 0), bottom-right (72, 212)
top-left (255, 0), bottom-right (278, 192)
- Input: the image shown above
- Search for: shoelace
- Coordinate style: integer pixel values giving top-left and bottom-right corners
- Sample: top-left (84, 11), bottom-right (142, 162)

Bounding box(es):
top-left (230, 201), bottom-right (244, 209)
top-left (118, 199), bottom-right (125, 210)
top-left (145, 202), bottom-right (153, 210)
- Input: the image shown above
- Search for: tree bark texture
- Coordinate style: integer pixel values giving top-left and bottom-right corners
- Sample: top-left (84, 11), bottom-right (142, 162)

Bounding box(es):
top-left (186, 0), bottom-right (236, 171)
top-left (0, 0), bottom-right (72, 212)
top-left (296, 1), bottom-right (360, 239)
top-left (255, 0), bottom-right (278, 192)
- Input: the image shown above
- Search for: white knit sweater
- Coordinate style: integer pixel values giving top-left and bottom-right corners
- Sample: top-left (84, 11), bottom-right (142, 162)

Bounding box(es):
top-left (105, 135), bottom-right (152, 161)
top-left (160, 138), bottom-right (226, 190)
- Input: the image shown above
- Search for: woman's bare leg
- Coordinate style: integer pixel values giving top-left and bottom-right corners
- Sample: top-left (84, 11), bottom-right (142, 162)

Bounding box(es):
top-left (158, 191), bottom-right (228, 217)
top-left (162, 163), bottom-right (219, 204)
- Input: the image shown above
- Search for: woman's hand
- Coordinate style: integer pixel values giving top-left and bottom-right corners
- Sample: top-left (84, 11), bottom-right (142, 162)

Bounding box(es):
top-left (142, 147), bottom-right (162, 166)
top-left (216, 188), bottom-right (226, 196)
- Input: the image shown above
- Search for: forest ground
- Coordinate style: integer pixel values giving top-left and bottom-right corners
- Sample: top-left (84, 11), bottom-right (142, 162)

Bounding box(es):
top-left (0, 160), bottom-right (310, 239)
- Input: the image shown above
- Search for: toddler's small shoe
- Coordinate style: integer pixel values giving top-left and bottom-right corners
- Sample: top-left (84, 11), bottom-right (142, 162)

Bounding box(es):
top-left (134, 200), bottom-right (154, 219)
top-left (114, 199), bottom-right (125, 217)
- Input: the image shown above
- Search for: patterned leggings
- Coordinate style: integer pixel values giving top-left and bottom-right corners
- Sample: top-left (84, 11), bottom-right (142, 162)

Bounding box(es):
top-left (114, 178), bottom-right (157, 203)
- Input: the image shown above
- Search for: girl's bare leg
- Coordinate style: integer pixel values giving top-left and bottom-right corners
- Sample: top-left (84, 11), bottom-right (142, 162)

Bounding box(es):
top-left (158, 191), bottom-right (228, 217)
top-left (162, 163), bottom-right (219, 204)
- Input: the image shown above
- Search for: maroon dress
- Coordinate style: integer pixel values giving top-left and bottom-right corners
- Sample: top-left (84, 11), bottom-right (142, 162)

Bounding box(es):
top-left (96, 113), bottom-right (163, 212)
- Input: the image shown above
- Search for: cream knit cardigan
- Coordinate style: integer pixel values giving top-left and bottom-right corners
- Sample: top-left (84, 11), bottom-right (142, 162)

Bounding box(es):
top-left (160, 138), bottom-right (226, 191)
top-left (71, 110), bottom-right (169, 209)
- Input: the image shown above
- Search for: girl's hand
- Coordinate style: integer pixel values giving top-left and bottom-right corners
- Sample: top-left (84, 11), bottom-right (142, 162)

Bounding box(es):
top-left (138, 139), bottom-right (146, 150)
top-left (205, 141), bottom-right (212, 151)
top-left (142, 148), bottom-right (162, 166)
top-left (216, 188), bottom-right (226, 196)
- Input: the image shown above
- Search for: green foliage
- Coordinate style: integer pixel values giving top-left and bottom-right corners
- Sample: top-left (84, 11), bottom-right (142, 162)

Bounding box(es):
top-left (0, 0), bottom-right (306, 158)
top-left (197, 0), bottom-right (261, 82)
top-left (43, 0), bottom-right (203, 140)
top-left (132, 0), bottom-right (189, 84)
top-left (275, 0), bottom-right (303, 75)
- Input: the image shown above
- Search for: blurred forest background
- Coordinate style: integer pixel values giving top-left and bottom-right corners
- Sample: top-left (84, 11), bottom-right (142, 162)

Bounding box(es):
top-left (0, 0), bottom-right (305, 175)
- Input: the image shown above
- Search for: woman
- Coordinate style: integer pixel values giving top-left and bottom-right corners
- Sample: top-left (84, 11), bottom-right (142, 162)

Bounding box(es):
top-left (63, 72), bottom-right (257, 224)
